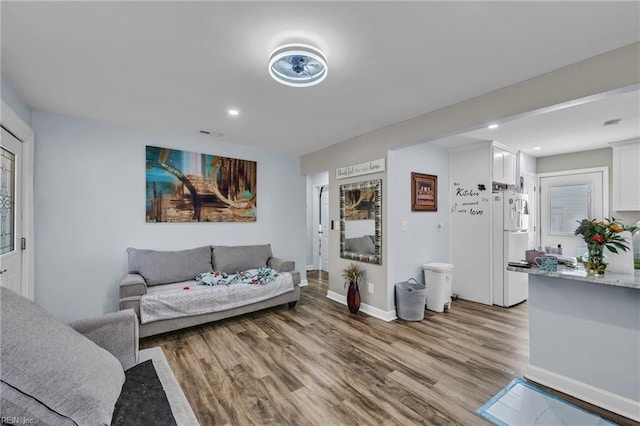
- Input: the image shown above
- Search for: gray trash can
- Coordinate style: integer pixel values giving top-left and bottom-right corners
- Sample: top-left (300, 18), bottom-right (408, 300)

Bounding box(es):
top-left (395, 279), bottom-right (427, 321)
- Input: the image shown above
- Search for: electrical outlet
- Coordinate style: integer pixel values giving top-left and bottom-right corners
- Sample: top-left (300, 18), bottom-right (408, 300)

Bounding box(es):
top-left (368, 282), bottom-right (374, 294)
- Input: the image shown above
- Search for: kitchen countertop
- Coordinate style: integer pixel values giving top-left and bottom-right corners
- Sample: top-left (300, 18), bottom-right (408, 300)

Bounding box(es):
top-left (507, 265), bottom-right (640, 290)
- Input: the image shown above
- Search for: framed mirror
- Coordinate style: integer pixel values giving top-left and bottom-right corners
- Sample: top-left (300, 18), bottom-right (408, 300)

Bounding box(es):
top-left (340, 179), bottom-right (382, 265)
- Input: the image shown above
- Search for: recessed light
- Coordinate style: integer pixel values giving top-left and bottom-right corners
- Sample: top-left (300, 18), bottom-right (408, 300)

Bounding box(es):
top-left (228, 109), bottom-right (239, 116)
top-left (488, 123), bottom-right (499, 130)
top-left (533, 147), bottom-right (542, 151)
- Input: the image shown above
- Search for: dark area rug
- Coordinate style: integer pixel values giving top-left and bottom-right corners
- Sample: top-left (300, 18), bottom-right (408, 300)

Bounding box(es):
top-left (111, 360), bottom-right (177, 426)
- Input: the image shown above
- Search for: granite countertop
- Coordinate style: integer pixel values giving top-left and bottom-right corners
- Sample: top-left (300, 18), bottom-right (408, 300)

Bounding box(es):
top-left (507, 265), bottom-right (640, 290)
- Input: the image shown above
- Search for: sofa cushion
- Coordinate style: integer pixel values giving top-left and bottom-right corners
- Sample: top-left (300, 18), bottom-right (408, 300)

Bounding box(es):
top-left (0, 287), bottom-right (125, 425)
top-left (128, 246), bottom-right (213, 285)
top-left (212, 244), bottom-right (273, 273)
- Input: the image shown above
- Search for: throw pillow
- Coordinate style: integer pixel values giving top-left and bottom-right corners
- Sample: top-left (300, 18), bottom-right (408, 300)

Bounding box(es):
top-left (212, 244), bottom-right (273, 273)
top-left (128, 246), bottom-right (213, 285)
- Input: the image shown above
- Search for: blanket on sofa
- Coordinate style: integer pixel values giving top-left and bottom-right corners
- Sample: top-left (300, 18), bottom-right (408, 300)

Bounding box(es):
top-left (195, 267), bottom-right (279, 286)
top-left (140, 272), bottom-right (294, 324)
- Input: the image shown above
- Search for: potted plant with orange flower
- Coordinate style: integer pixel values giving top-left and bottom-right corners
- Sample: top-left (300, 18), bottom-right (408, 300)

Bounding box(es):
top-left (574, 218), bottom-right (638, 276)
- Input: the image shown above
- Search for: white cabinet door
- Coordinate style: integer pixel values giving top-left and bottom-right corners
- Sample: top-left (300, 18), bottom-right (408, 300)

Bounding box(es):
top-left (492, 146), bottom-right (516, 185)
top-left (612, 140), bottom-right (640, 211)
top-left (503, 151), bottom-right (516, 186)
top-left (493, 147), bottom-right (505, 183)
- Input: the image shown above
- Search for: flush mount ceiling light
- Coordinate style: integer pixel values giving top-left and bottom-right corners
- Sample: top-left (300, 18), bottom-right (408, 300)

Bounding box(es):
top-left (268, 43), bottom-right (328, 87)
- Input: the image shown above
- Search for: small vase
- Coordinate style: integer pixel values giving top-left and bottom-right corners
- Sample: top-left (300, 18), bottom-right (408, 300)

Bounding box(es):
top-left (586, 243), bottom-right (607, 276)
top-left (346, 282), bottom-right (361, 314)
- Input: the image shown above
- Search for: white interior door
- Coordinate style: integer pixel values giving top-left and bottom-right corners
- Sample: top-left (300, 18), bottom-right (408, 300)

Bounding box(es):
top-left (539, 169), bottom-right (606, 257)
top-left (1, 127), bottom-right (23, 294)
top-left (320, 186), bottom-right (329, 272)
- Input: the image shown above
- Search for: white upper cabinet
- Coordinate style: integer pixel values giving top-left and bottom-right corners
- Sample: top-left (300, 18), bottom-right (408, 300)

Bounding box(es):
top-left (492, 145), bottom-right (516, 185)
top-left (611, 140), bottom-right (640, 211)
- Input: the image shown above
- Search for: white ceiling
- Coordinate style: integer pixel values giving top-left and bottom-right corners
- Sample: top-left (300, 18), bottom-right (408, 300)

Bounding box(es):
top-left (2, 1), bottom-right (639, 156)
top-left (431, 87), bottom-right (640, 157)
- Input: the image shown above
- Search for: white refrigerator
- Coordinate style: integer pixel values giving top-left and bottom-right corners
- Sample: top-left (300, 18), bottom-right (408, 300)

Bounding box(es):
top-left (492, 191), bottom-right (529, 307)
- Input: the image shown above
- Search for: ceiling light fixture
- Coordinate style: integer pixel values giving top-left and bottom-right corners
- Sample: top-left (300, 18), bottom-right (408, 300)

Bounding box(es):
top-left (533, 147), bottom-right (542, 151)
top-left (268, 43), bottom-right (328, 87)
top-left (487, 123), bottom-right (499, 130)
top-left (228, 109), bottom-right (239, 116)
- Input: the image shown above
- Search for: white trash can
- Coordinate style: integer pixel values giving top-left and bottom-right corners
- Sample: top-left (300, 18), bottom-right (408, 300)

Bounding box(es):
top-left (422, 263), bottom-right (453, 312)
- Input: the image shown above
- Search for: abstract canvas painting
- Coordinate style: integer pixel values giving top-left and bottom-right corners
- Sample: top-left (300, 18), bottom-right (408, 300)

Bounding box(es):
top-left (146, 146), bottom-right (257, 222)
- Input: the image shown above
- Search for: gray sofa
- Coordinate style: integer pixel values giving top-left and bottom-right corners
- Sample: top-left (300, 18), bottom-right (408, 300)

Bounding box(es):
top-left (0, 287), bottom-right (198, 425)
top-left (119, 244), bottom-right (301, 338)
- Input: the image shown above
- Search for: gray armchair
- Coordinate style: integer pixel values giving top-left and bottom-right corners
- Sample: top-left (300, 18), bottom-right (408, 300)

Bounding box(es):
top-left (0, 287), bottom-right (198, 425)
top-left (69, 309), bottom-right (198, 425)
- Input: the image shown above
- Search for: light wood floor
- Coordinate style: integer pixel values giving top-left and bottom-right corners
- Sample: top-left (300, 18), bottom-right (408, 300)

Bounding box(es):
top-left (141, 271), bottom-right (637, 425)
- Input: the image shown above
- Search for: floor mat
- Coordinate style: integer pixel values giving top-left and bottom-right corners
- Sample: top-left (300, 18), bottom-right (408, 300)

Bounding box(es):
top-left (476, 377), bottom-right (616, 425)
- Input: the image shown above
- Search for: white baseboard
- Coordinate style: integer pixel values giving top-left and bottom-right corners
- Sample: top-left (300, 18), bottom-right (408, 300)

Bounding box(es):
top-left (325, 290), bottom-right (344, 304)
top-left (299, 279), bottom-right (309, 287)
top-left (526, 364), bottom-right (640, 422)
top-left (326, 290), bottom-right (397, 322)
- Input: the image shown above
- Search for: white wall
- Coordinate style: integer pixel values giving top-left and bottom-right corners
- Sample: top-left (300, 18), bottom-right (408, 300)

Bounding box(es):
top-left (387, 143), bottom-right (451, 311)
top-left (450, 142), bottom-right (494, 305)
top-left (1, 76), bottom-right (32, 126)
top-left (33, 112), bottom-right (306, 321)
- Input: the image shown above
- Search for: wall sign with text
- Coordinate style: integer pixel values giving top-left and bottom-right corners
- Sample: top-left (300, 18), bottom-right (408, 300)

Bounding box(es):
top-left (336, 158), bottom-right (386, 180)
top-left (450, 182), bottom-right (489, 217)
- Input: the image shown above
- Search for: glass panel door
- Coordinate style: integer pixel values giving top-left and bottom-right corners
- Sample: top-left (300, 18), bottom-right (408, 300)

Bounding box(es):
top-left (0, 146), bottom-right (16, 255)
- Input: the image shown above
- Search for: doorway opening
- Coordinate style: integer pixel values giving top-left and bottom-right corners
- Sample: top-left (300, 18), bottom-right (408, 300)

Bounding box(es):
top-left (306, 171), bottom-right (329, 281)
